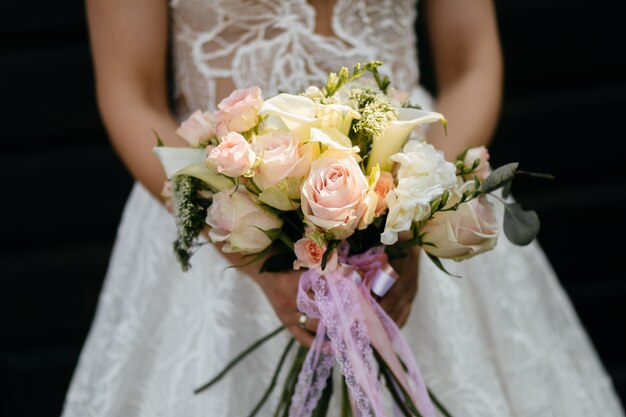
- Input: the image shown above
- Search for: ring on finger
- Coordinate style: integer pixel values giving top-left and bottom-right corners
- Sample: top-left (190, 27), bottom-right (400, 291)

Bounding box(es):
top-left (298, 312), bottom-right (308, 329)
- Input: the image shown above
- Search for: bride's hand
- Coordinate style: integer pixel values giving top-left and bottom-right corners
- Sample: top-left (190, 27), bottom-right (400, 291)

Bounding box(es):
top-left (379, 246), bottom-right (420, 328)
top-left (251, 269), bottom-right (319, 347)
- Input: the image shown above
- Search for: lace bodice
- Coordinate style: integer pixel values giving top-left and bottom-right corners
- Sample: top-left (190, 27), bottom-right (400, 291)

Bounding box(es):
top-left (170, 0), bottom-right (419, 113)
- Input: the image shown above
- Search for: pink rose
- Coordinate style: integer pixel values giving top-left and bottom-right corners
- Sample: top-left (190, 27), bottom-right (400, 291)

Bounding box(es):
top-left (176, 110), bottom-right (215, 147)
top-left (205, 132), bottom-right (256, 177)
top-left (215, 86), bottom-right (263, 137)
top-left (373, 171), bottom-right (395, 216)
top-left (420, 184), bottom-right (499, 261)
top-left (301, 150), bottom-right (377, 239)
top-left (293, 236), bottom-right (339, 274)
top-left (463, 146), bottom-right (491, 181)
top-left (206, 188), bottom-right (282, 254)
top-left (253, 131), bottom-right (311, 188)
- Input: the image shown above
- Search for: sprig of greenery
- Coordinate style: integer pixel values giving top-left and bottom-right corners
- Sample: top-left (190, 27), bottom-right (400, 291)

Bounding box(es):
top-left (350, 87), bottom-right (398, 140)
top-left (172, 175), bottom-right (212, 271)
top-left (322, 61), bottom-right (391, 97)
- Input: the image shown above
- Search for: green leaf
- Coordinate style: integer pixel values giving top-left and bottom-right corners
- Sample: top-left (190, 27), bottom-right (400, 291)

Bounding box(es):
top-left (253, 227), bottom-right (282, 242)
top-left (481, 162), bottom-right (519, 194)
top-left (426, 253), bottom-right (461, 278)
top-left (225, 248), bottom-right (269, 270)
top-left (152, 129), bottom-right (164, 147)
top-left (502, 180), bottom-right (513, 199)
top-left (503, 203), bottom-right (540, 246)
top-left (320, 240), bottom-right (338, 271)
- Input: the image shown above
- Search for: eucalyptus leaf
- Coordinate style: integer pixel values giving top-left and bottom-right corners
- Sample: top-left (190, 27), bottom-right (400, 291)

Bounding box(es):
top-left (481, 162), bottom-right (519, 194)
top-left (503, 203), bottom-right (540, 246)
top-left (502, 180), bottom-right (513, 199)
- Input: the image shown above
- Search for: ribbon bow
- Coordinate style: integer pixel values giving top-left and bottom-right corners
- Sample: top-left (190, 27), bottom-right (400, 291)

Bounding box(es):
top-left (290, 246), bottom-right (435, 417)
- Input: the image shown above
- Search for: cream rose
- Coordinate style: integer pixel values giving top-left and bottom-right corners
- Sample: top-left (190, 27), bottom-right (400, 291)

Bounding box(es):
top-left (253, 131), bottom-right (311, 188)
top-left (205, 132), bottom-right (256, 177)
top-left (420, 184), bottom-right (499, 260)
top-left (293, 236), bottom-right (339, 274)
top-left (215, 86), bottom-right (263, 137)
top-left (206, 188), bottom-right (282, 254)
top-left (463, 146), bottom-right (492, 181)
top-left (176, 110), bottom-right (216, 147)
top-left (301, 149), bottom-right (377, 239)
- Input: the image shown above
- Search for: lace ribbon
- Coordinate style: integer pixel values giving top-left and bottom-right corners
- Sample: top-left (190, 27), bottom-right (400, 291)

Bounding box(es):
top-left (290, 246), bottom-right (436, 417)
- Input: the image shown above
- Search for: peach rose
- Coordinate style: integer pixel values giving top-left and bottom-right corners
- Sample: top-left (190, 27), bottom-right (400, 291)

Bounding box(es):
top-left (420, 183), bottom-right (499, 261)
top-left (293, 236), bottom-right (339, 274)
top-left (205, 132), bottom-right (256, 177)
top-left (301, 150), bottom-right (377, 239)
top-left (206, 188), bottom-right (282, 254)
top-left (176, 110), bottom-right (215, 147)
top-left (463, 146), bottom-right (491, 181)
top-left (253, 131), bottom-right (310, 188)
top-left (373, 171), bottom-right (395, 216)
top-left (215, 86), bottom-right (263, 137)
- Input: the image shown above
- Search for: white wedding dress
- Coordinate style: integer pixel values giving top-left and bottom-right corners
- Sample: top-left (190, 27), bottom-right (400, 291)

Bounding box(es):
top-left (62, 1), bottom-right (624, 416)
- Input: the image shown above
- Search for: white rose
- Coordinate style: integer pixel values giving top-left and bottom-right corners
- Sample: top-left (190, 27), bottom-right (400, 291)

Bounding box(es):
top-left (206, 188), bottom-right (283, 254)
top-left (380, 140), bottom-right (456, 245)
top-left (420, 182), bottom-right (499, 260)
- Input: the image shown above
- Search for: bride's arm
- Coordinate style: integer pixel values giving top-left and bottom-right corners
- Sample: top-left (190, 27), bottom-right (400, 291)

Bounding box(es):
top-left (423, 0), bottom-right (504, 160)
top-left (85, 0), bottom-right (186, 199)
top-left (85, 0), bottom-right (317, 346)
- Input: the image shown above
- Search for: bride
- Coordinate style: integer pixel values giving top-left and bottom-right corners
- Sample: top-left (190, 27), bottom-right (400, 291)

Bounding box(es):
top-left (63, 0), bottom-right (624, 416)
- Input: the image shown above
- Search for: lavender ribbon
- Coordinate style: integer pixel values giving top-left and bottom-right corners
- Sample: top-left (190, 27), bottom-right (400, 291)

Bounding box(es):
top-left (290, 246), bottom-right (435, 417)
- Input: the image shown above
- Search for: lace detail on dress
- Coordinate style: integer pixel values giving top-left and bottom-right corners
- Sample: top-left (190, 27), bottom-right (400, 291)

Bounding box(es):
top-left (170, 0), bottom-right (418, 113)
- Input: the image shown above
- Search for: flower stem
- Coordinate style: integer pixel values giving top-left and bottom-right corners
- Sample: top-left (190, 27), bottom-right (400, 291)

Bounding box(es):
top-left (194, 326), bottom-right (285, 394)
top-left (247, 338), bottom-right (296, 417)
top-left (427, 387), bottom-right (454, 417)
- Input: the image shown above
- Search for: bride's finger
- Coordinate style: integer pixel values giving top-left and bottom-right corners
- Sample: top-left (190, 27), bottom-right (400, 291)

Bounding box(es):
top-left (288, 325), bottom-right (314, 347)
top-left (294, 312), bottom-right (319, 334)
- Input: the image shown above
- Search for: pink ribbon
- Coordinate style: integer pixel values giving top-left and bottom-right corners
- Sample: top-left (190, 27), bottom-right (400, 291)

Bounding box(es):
top-left (290, 246), bottom-right (435, 417)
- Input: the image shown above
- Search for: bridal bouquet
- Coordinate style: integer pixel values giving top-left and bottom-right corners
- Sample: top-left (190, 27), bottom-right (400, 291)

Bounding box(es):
top-left (154, 62), bottom-right (541, 417)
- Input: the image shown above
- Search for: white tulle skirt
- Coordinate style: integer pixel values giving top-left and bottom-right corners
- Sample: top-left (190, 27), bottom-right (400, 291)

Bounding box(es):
top-left (61, 180), bottom-right (624, 417)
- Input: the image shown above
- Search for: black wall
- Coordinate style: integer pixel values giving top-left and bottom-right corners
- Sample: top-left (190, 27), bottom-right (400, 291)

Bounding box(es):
top-left (2, 1), bottom-right (625, 416)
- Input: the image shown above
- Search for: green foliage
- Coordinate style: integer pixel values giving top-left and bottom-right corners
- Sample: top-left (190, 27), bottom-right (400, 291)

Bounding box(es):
top-left (350, 87), bottom-right (398, 140)
top-left (172, 175), bottom-right (212, 271)
top-left (481, 162), bottom-right (519, 194)
top-left (503, 203), bottom-right (540, 246)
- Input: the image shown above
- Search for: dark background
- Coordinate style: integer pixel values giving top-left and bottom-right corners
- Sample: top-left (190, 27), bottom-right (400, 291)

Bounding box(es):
top-left (1, 1), bottom-right (625, 416)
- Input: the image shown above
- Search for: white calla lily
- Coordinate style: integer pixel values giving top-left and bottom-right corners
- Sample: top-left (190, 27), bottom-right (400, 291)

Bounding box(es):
top-left (258, 94), bottom-right (317, 129)
top-left (367, 108), bottom-right (447, 172)
top-left (315, 103), bottom-right (361, 135)
top-left (153, 147), bottom-right (233, 191)
top-left (309, 127), bottom-right (360, 154)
